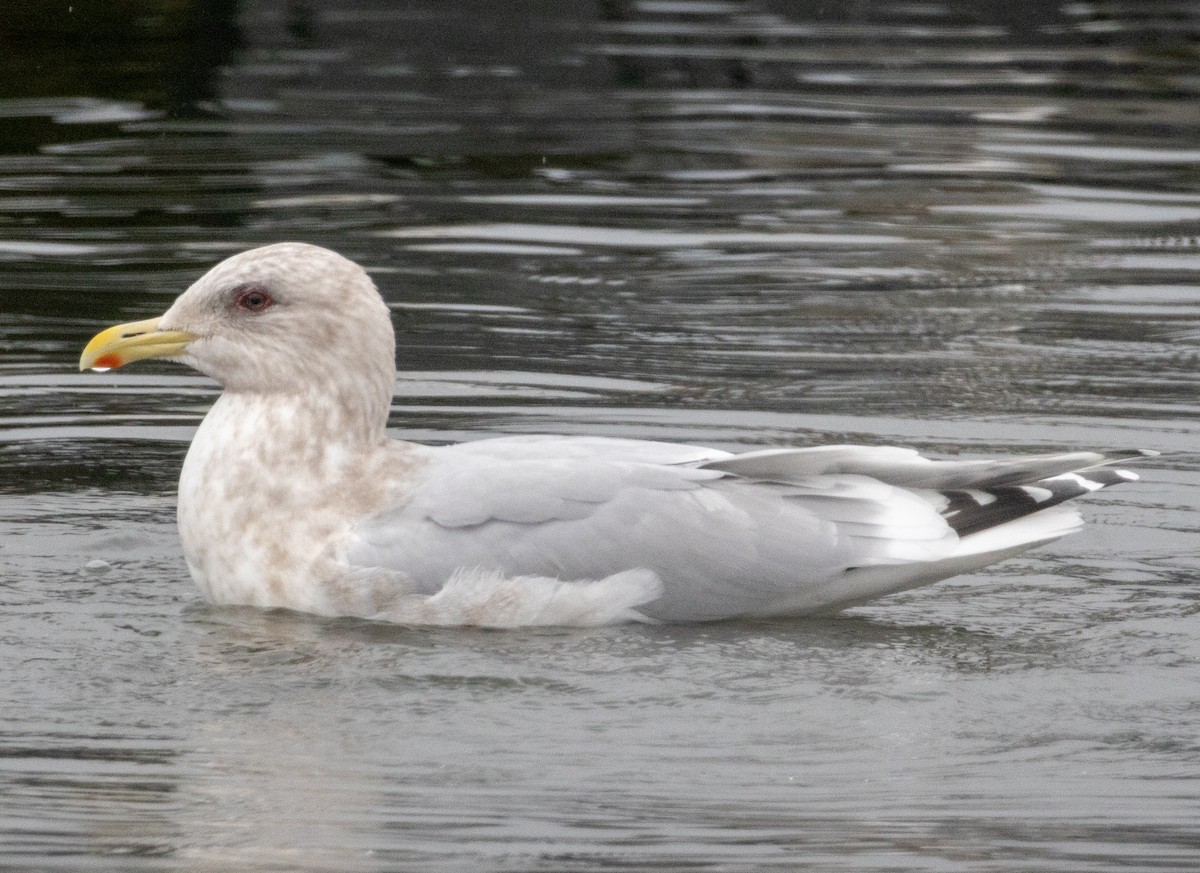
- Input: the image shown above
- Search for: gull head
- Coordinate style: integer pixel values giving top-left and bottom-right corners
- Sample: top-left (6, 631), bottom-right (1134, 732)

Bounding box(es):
top-left (80, 243), bottom-right (397, 397)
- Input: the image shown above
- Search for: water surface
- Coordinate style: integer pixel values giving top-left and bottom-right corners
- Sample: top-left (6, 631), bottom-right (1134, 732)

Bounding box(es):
top-left (2, 1), bottom-right (1198, 870)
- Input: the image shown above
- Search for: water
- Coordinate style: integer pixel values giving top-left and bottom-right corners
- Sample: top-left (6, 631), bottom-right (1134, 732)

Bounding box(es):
top-left (2, 1), bottom-right (1199, 869)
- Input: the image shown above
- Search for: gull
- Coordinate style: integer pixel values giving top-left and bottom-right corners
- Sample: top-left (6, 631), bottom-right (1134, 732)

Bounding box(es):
top-left (80, 243), bottom-right (1151, 626)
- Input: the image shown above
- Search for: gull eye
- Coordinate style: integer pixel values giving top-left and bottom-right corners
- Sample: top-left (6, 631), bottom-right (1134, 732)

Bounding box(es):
top-left (232, 283), bottom-right (275, 313)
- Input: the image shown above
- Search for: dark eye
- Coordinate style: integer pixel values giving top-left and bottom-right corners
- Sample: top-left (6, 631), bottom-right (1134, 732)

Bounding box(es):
top-left (232, 283), bottom-right (275, 313)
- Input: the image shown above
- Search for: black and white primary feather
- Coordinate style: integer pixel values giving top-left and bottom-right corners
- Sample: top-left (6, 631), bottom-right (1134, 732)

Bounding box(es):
top-left (79, 243), bottom-right (1154, 626)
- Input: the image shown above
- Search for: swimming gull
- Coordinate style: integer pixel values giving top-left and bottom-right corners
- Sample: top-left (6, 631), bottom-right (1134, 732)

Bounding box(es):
top-left (80, 243), bottom-right (1152, 626)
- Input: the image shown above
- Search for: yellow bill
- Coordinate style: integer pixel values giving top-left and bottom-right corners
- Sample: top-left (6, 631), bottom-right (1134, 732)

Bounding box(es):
top-left (79, 317), bottom-right (195, 371)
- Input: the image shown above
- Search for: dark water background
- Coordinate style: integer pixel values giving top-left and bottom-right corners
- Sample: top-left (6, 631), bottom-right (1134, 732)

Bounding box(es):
top-left (1, 1), bottom-right (1198, 870)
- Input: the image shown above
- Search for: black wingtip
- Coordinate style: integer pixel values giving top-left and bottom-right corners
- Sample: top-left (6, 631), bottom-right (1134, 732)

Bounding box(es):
top-left (943, 465), bottom-right (1141, 538)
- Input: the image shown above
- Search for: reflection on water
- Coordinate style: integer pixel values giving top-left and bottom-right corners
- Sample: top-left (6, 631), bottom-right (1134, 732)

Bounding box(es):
top-left (1, 1), bottom-right (1198, 870)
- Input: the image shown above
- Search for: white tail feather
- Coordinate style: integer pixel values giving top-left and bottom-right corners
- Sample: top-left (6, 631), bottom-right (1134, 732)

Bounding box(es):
top-left (761, 506), bottom-right (1084, 617)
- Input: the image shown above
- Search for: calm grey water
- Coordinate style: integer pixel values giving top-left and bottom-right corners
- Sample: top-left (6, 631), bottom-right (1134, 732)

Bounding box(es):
top-left (2, 1), bottom-right (1199, 870)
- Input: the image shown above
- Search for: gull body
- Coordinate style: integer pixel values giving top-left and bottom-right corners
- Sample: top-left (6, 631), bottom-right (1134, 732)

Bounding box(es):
top-left (81, 243), bottom-right (1150, 626)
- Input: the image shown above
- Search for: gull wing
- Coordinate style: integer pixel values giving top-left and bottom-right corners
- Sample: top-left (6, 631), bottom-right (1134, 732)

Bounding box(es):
top-left (345, 437), bottom-right (961, 622)
top-left (344, 438), bottom-right (1148, 623)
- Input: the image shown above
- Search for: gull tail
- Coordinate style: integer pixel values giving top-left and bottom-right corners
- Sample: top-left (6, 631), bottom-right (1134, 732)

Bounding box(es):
top-left (794, 451), bottom-right (1155, 615)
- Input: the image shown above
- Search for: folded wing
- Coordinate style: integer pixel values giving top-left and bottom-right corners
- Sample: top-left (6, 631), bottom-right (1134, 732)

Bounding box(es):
top-left (344, 438), bottom-right (1149, 623)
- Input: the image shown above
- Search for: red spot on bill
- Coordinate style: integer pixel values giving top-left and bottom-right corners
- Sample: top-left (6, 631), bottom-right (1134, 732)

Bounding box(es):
top-left (93, 353), bottom-right (123, 370)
